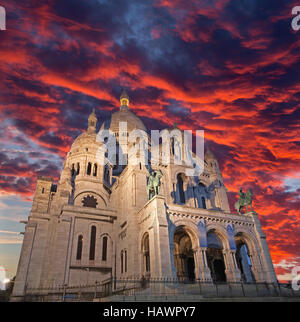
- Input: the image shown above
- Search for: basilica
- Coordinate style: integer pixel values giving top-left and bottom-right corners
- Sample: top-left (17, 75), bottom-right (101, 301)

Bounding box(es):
top-left (11, 92), bottom-right (278, 300)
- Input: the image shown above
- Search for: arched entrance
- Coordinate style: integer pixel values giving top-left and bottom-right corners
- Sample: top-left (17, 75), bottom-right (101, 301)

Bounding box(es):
top-left (235, 233), bottom-right (255, 283)
top-left (206, 230), bottom-right (227, 282)
top-left (173, 227), bottom-right (195, 282)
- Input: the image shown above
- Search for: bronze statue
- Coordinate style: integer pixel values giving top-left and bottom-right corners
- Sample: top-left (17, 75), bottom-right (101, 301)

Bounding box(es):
top-left (146, 170), bottom-right (163, 200)
top-left (234, 188), bottom-right (253, 214)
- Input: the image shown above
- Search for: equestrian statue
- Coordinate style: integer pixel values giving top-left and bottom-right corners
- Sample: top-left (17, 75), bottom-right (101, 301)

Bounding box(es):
top-left (234, 188), bottom-right (254, 215)
top-left (146, 170), bottom-right (163, 200)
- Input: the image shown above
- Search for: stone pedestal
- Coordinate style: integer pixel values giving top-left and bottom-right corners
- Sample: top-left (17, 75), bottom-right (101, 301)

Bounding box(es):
top-left (250, 212), bottom-right (278, 283)
top-left (148, 195), bottom-right (173, 278)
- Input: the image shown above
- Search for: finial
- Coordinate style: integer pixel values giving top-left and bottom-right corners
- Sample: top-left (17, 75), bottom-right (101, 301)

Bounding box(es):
top-left (120, 89), bottom-right (129, 109)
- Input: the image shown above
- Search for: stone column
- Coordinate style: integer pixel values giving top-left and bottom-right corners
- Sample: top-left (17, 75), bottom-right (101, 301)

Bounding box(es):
top-left (169, 243), bottom-right (178, 279)
top-left (223, 249), bottom-right (241, 282)
top-left (195, 247), bottom-right (212, 281)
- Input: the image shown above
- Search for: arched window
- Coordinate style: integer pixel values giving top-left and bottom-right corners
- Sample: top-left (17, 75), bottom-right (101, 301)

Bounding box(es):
top-left (93, 163), bottom-right (97, 176)
top-left (76, 235), bottom-right (83, 260)
top-left (171, 137), bottom-right (175, 155)
top-left (87, 162), bottom-right (92, 175)
top-left (89, 226), bottom-right (96, 260)
top-left (102, 236), bottom-right (108, 261)
top-left (76, 163), bottom-right (80, 175)
top-left (201, 196), bottom-right (206, 209)
top-left (121, 251), bottom-right (124, 274)
top-left (143, 234), bottom-right (150, 273)
top-left (42, 187), bottom-right (45, 194)
top-left (177, 173), bottom-right (185, 204)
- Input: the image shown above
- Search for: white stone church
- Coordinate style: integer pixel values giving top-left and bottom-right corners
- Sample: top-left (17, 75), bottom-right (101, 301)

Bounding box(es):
top-left (12, 92), bottom-right (278, 300)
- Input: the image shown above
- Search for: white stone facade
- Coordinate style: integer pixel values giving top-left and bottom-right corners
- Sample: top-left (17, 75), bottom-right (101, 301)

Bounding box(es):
top-left (11, 93), bottom-right (278, 300)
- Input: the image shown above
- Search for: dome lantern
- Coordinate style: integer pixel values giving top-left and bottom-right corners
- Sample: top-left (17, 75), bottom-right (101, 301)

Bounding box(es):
top-left (120, 89), bottom-right (129, 110)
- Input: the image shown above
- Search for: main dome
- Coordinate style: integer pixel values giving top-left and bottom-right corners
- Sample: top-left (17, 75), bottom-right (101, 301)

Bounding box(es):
top-left (100, 90), bottom-right (147, 135)
top-left (70, 91), bottom-right (147, 151)
top-left (101, 108), bottom-right (147, 135)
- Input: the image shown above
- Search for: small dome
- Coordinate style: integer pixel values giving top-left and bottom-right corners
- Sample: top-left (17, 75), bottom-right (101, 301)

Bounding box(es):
top-left (205, 148), bottom-right (217, 160)
top-left (70, 131), bottom-right (99, 152)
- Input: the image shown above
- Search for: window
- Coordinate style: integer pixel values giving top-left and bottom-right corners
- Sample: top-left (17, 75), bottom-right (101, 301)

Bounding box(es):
top-left (82, 195), bottom-right (98, 208)
top-left (102, 236), bottom-right (108, 261)
top-left (93, 163), bottom-right (97, 177)
top-left (121, 251), bottom-right (124, 274)
top-left (76, 235), bottom-right (83, 260)
top-left (143, 234), bottom-right (150, 273)
top-left (76, 163), bottom-right (80, 175)
top-left (201, 196), bottom-right (206, 209)
top-left (125, 250), bottom-right (127, 273)
top-left (89, 226), bottom-right (96, 260)
top-left (104, 165), bottom-right (110, 184)
top-left (42, 187), bottom-right (45, 194)
top-left (87, 162), bottom-right (92, 175)
top-left (177, 173), bottom-right (185, 204)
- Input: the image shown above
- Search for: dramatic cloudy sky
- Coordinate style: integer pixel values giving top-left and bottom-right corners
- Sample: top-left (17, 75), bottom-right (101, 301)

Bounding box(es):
top-left (0, 0), bottom-right (299, 281)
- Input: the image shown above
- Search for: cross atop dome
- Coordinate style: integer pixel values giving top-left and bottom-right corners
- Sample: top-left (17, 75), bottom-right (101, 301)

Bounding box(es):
top-left (120, 89), bottom-right (129, 110)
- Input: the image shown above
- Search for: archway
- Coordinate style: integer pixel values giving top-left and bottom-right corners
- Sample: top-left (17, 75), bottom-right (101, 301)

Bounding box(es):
top-left (235, 233), bottom-right (255, 283)
top-left (173, 227), bottom-right (195, 282)
top-left (206, 230), bottom-right (227, 282)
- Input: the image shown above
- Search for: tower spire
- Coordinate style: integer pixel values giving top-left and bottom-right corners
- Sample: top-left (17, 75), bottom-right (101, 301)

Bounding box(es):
top-left (87, 108), bottom-right (97, 133)
top-left (120, 89), bottom-right (129, 110)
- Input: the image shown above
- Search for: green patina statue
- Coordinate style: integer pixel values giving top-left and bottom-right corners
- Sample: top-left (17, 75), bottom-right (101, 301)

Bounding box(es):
top-left (147, 170), bottom-right (163, 200)
top-left (234, 187), bottom-right (253, 215)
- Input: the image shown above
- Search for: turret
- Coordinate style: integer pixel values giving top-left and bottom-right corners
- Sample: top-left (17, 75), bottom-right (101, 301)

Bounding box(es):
top-left (205, 148), bottom-right (230, 212)
top-left (31, 176), bottom-right (53, 214)
top-left (87, 108), bottom-right (97, 134)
